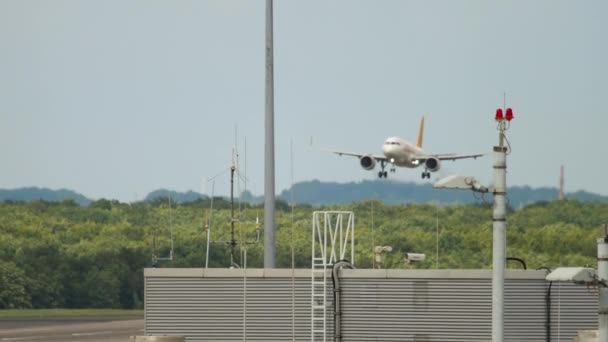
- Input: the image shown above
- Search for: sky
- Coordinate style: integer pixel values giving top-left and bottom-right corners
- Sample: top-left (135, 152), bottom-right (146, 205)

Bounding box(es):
top-left (1, 0), bottom-right (607, 201)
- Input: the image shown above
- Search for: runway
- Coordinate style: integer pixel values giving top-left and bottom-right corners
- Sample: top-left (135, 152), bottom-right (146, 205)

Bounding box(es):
top-left (0, 316), bottom-right (143, 342)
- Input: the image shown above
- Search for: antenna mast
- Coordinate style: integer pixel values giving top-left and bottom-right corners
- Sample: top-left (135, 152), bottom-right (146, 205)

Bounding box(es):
top-left (208, 148), bottom-right (260, 268)
top-left (230, 149), bottom-right (237, 267)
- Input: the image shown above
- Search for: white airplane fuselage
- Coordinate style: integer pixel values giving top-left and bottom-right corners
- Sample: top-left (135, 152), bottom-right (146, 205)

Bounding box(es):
top-left (382, 137), bottom-right (424, 168)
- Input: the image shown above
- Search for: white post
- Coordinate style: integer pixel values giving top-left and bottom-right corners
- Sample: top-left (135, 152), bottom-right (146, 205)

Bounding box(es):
top-left (492, 120), bottom-right (508, 342)
top-left (598, 234), bottom-right (608, 341)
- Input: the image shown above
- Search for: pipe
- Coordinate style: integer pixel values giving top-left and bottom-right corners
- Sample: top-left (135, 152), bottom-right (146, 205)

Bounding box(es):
top-left (332, 260), bottom-right (355, 342)
top-left (537, 267), bottom-right (552, 342)
top-left (506, 257), bottom-right (527, 270)
top-left (597, 235), bottom-right (608, 341)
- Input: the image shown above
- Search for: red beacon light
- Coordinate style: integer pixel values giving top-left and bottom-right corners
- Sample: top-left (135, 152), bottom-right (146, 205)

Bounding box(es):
top-left (495, 108), bottom-right (504, 121)
top-left (505, 108), bottom-right (514, 121)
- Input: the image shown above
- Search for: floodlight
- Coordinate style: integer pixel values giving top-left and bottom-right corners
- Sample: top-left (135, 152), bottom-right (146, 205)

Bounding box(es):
top-left (405, 253), bottom-right (426, 262)
top-left (434, 175), bottom-right (489, 193)
top-left (374, 245), bottom-right (393, 253)
top-left (545, 267), bottom-right (598, 285)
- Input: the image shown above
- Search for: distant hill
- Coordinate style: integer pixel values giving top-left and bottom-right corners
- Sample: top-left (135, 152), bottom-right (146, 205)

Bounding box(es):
top-left (0, 187), bottom-right (92, 206)
top-left (144, 189), bottom-right (207, 203)
top-left (2, 181), bottom-right (606, 207)
top-left (275, 180), bottom-right (608, 207)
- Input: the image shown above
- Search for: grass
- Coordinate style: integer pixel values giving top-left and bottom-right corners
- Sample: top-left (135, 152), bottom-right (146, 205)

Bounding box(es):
top-left (0, 309), bottom-right (144, 318)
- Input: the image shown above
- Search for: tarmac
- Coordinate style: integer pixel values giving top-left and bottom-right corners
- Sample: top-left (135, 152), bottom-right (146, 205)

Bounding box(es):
top-left (0, 316), bottom-right (143, 342)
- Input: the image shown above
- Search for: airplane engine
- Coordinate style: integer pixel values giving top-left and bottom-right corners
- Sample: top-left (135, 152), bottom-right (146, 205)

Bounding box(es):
top-left (425, 157), bottom-right (441, 172)
top-left (359, 155), bottom-right (376, 170)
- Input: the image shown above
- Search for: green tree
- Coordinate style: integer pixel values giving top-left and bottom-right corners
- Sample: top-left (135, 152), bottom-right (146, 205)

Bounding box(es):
top-left (0, 261), bottom-right (31, 308)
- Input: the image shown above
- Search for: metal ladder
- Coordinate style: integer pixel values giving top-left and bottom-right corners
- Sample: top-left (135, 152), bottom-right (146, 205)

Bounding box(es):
top-left (311, 254), bottom-right (327, 342)
top-left (311, 211), bottom-right (329, 342)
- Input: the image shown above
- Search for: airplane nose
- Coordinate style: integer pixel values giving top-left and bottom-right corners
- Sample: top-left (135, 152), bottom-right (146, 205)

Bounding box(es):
top-left (383, 144), bottom-right (393, 156)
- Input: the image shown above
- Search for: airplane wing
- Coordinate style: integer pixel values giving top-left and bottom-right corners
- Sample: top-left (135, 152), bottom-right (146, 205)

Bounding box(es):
top-left (413, 153), bottom-right (484, 162)
top-left (434, 153), bottom-right (484, 161)
top-left (323, 148), bottom-right (388, 162)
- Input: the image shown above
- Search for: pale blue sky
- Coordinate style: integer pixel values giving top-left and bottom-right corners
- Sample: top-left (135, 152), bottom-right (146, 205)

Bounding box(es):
top-left (1, 1), bottom-right (607, 201)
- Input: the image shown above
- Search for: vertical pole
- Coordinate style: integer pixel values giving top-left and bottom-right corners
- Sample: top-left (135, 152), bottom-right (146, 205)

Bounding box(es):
top-left (351, 213), bottom-right (355, 265)
top-left (290, 139), bottom-right (295, 342)
top-left (264, 0), bottom-right (276, 268)
top-left (168, 196), bottom-right (174, 260)
top-left (230, 158), bottom-right (237, 268)
top-left (242, 249), bottom-right (247, 341)
top-left (598, 229), bottom-right (608, 341)
top-left (559, 165), bottom-right (565, 200)
top-left (436, 205), bottom-right (439, 269)
top-left (323, 213), bottom-right (328, 341)
top-left (205, 181), bottom-right (215, 269)
top-left (492, 120), bottom-right (507, 342)
top-left (371, 202), bottom-right (375, 269)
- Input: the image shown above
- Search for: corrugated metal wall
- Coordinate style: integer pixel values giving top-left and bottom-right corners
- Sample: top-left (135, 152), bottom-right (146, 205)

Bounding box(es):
top-left (144, 269), bottom-right (596, 342)
top-left (549, 281), bottom-right (597, 341)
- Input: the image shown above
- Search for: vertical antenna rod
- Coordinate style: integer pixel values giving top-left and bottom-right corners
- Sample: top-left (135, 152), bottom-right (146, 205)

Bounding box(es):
top-left (264, 0), bottom-right (276, 268)
top-left (205, 181), bottom-right (215, 269)
top-left (559, 165), bottom-right (565, 200)
top-left (290, 139), bottom-right (296, 341)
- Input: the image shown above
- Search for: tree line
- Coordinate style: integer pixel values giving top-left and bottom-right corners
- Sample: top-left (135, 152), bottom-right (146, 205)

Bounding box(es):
top-left (1, 198), bottom-right (606, 309)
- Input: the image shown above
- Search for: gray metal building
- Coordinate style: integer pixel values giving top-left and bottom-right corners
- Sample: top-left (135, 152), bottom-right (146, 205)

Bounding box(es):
top-left (144, 268), bottom-right (596, 341)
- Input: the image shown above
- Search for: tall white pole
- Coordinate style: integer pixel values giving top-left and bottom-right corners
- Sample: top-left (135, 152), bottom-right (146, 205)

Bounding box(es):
top-left (492, 119), bottom-right (508, 342)
top-left (264, 0), bottom-right (276, 268)
top-left (598, 231), bottom-right (608, 341)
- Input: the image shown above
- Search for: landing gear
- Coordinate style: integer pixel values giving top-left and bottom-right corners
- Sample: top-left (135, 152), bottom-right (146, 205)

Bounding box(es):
top-left (421, 171), bottom-right (431, 179)
top-left (378, 160), bottom-right (389, 178)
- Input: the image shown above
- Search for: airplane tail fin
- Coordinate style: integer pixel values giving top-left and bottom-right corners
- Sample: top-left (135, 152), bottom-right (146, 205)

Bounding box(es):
top-left (416, 116), bottom-right (425, 148)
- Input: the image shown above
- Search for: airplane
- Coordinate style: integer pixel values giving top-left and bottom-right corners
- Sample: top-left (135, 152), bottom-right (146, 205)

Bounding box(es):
top-left (325, 116), bottom-right (484, 179)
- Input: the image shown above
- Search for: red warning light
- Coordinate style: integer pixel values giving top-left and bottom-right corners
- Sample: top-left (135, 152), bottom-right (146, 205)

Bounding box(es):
top-left (505, 108), bottom-right (514, 121)
top-left (495, 108), bottom-right (504, 121)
